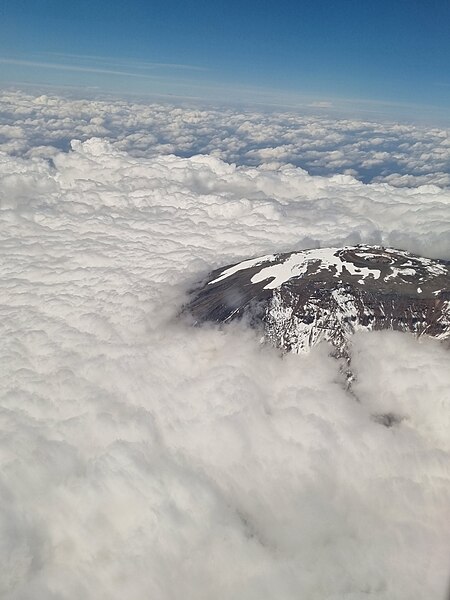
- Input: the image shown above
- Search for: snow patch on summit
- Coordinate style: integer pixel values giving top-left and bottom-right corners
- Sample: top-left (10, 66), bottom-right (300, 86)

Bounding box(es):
top-left (210, 245), bottom-right (450, 291)
top-left (251, 247), bottom-right (380, 289)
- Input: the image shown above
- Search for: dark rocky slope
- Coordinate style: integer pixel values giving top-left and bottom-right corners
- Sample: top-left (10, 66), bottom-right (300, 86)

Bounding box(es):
top-left (185, 245), bottom-right (450, 358)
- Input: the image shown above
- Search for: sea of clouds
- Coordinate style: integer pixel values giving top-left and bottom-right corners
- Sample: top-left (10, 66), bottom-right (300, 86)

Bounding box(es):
top-left (1, 89), bottom-right (450, 599)
top-left (1, 88), bottom-right (450, 187)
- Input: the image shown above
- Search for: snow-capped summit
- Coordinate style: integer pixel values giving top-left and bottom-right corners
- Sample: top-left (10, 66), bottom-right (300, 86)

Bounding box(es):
top-left (185, 245), bottom-right (450, 356)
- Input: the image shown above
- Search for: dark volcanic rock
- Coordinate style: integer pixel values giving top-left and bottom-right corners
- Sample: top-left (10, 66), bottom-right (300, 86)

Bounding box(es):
top-left (185, 245), bottom-right (450, 357)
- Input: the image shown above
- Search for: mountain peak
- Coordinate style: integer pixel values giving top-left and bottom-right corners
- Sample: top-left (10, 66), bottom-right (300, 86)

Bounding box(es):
top-left (185, 245), bottom-right (450, 356)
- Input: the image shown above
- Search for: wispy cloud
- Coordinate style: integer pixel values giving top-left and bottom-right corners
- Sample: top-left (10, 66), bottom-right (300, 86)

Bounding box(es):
top-left (0, 57), bottom-right (175, 79)
top-left (308, 101), bottom-right (333, 108)
top-left (41, 52), bottom-right (209, 72)
top-left (0, 58), bottom-right (156, 78)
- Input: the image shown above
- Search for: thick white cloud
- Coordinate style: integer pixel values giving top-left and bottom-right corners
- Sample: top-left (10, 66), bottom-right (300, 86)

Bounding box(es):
top-left (1, 88), bottom-right (450, 187)
top-left (1, 136), bottom-right (449, 598)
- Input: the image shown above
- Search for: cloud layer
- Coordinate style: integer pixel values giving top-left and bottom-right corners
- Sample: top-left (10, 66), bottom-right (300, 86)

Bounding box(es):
top-left (1, 88), bottom-right (450, 187)
top-left (1, 133), bottom-right (449, 598)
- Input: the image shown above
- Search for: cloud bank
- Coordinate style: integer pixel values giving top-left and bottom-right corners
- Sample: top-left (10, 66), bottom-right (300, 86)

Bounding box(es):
top-left (1, 88), bottom-right (450, 187)
top-left (0, 103), bottom-right (450, 598)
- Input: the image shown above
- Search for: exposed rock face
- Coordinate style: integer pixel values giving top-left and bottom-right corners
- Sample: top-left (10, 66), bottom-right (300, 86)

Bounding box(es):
top-left (185, 245), bottom-right (450, 357)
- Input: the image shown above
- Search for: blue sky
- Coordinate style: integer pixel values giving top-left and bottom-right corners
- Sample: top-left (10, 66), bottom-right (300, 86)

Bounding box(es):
top-left (1, 0), bottom-right (449, 118)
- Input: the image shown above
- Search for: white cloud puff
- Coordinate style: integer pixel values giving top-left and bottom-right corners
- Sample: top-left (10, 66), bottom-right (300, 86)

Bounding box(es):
top-left (0, 135), bottom-right (449, 599)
